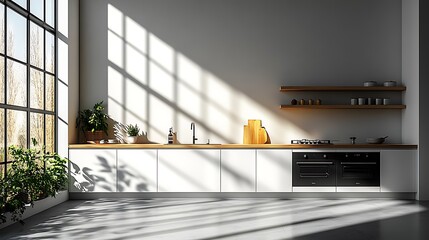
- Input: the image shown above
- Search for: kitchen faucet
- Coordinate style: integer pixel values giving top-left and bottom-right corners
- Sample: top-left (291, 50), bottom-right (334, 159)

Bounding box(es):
top-left (191, 122), bottom-right (198, 144)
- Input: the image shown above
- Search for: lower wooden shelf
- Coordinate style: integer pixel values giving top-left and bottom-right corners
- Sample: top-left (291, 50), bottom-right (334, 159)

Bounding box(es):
top-left (280, 105), bottom-right (406, 109)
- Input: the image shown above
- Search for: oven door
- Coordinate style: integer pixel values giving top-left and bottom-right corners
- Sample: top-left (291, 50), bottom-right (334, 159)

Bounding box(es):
top-left (293, 160), bottom-right (336, 186)
top-left (337, 160), bottom-right (380, 186)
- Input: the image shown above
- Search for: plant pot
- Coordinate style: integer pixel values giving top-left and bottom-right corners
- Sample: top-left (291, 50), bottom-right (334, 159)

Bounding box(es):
top-left (127, 136), bottom-right (138, 144)
top-left (84, 130), bottom-right (104, 142)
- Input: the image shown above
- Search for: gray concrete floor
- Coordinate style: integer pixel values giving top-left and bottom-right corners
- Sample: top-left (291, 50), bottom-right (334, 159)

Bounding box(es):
top-left (0, 198), bottom-right (428, 240)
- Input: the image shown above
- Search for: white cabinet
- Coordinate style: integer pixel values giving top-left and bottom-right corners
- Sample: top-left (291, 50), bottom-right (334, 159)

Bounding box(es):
top-left (221, 150), bottom-right (256, 192)
top-left (69, 149), bottom-right (117, 192)
top-left (381, 150), bottom-right (417, 192)
top-left (158, 149), bottom-right (221, 192)
top-left (257, 150), bottom-right (292, 192)
top-left (117, 150), bottom-right (158, 192)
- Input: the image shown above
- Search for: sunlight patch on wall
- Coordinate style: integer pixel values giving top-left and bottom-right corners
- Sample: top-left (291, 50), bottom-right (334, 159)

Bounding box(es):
top-left (125, 78), bottom-right (147, 130)
top-left (177, 54), bottom-right (203, 92)
top-left (107, 4), bottom-right (123, 37)
top-left (125, 44), bottom-right (146, 84)
top-left (149, 34), bottom-right (174, 74)
top-left (108, 31), bottom-right (123, 68)
top-left (106, 3), bottom-right (304, 144)
top-left (125, 16), bottom-right (146, 54)
top-left (149, 61), bottom-right (174, 102)
top-left (107, 66), bottom-right (124, 123)
top-left (149, 96), bottom-right (174, 142)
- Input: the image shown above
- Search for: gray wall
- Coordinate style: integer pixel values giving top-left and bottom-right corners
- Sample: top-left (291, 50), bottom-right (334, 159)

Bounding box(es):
top-left (68, 0), bottom-right (79, 144)
top-left (402, 0), bottom-right (420, 199)
top-left (419, 0), bottom-right (429, 200)
top-left (79, 0), bottom-right (403, 144)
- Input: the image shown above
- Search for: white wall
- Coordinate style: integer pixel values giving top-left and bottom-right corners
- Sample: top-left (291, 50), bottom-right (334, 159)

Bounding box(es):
top-left (79, 0), bottom-right (403, 145)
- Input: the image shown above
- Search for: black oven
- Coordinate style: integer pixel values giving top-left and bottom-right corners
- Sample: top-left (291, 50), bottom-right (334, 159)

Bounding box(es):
top-left (337, 152), bottom-right (380, 187)
top-left (292, 152), bottom-right (337, 186)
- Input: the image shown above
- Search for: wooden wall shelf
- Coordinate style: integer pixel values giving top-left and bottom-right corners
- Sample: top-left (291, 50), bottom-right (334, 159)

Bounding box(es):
top-left (280, 86), bottom-right (406, 92)
top-left (280, 105), bottom-right (406, 110)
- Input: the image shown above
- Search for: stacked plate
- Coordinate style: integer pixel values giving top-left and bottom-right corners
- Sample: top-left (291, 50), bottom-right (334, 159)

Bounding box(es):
top-left (363, 81), bottom-right (377, 87)
top-left (383, 81), bottom-right (397, 87)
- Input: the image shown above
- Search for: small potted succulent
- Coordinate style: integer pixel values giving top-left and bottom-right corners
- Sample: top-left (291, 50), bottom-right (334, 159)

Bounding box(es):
top-left (126, 124), bottom-right (140, 144)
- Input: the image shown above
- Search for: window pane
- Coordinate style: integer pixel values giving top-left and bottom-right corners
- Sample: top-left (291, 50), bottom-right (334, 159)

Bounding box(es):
top-left (0, 3), bottom-right (4, 54)
top-left (30, 22), bottom-right (44, 68)
top-left (46, 0), bottom-right (54, 27)
top-left (46, 31), bottom-right (54, 73)
top-left (12, 0), bottom-right (27, 10)
top-left (7, 109), bottom-right (27, 157)
top-left (46, 74), bottom-right (54, 111)
top-left (7, 8), bottom-right (27, 62)
top-left (0, 108), bottom-right (4, 164)
top-left (30, 0), bottom-right (44, 20)
top-left (30, 68), bottom-right (44, 109)
top-left (0, 56), bottom-right (4, 103)
top-left (7, 59), bottom-right (27, 107)
top-left (46, 114), bottom-right (54, 153)
top-left (30, 112), bottom-right (44, 146)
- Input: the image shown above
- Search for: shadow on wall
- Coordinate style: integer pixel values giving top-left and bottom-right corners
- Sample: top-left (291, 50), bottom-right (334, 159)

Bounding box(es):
top-left (105, 4), bottom-right (305, 144)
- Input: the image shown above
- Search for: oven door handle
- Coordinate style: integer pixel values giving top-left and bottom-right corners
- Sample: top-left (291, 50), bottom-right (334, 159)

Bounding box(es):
top-left (340, 162), bottom-right (377, 165)
top-left (296, 161), bottom-right (334, 165)
top-left (300, 173), bottom-right (329, 178)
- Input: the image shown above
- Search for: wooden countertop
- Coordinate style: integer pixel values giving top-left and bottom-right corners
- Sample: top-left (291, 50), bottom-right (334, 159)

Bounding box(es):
top-left (69, 144), bottom-right (418, 149)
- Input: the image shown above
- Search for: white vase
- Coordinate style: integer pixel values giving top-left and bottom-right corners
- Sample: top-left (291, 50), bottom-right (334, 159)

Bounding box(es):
top-left (127, 136), bottom-right (138, 144)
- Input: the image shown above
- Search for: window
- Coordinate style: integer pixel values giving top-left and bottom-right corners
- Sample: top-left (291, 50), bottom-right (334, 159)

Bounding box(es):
top-left (0, 0), bottom-right (57, 179)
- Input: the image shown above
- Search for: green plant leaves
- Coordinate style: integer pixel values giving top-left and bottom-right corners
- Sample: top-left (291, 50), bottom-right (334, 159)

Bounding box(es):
top-left (76, 101), bottom-right (109, 133)
top-left (0, 140), bottom-right (68, 224)
top-left (126, 124), bottom-right (140, 137)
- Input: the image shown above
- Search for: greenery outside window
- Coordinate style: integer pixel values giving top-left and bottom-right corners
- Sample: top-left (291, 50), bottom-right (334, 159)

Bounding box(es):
top-left (0, 0), bottom-right (57, 180)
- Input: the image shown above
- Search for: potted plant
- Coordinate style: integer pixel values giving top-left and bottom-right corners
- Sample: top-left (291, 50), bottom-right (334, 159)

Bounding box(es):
top-left (126, 124), bottom-right (140, 144)
top-left (76, 101), bottom-right (109, 142)
top-left (0, 139), bottom-right (68, 224)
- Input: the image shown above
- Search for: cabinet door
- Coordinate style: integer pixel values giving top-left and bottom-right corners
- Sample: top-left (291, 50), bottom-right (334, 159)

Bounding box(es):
top-left (69, 149), bottom-right (117, 192)
top-left (257, 150), bottom-right (292, 192)
top-left (117, 150), bottom-right (157, 192)
top-left (381, 150), bottom-right (417, 192)
top-left (158, 149), bottom-right (220, 192)
top-left (221, 150), bottom-right (255, 192)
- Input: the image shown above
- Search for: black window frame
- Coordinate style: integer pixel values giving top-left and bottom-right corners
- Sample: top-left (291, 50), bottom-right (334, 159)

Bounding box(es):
top-left (0, 0), bottom-right (57, 179)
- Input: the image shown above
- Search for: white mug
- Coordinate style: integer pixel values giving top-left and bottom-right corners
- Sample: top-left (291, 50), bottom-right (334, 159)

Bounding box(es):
top-left (383, 98), bottom-right (391, 105)
top-left (376, 98), bottom-right (383, 105)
